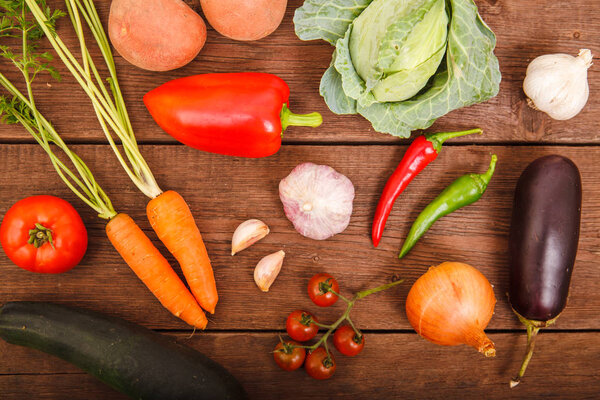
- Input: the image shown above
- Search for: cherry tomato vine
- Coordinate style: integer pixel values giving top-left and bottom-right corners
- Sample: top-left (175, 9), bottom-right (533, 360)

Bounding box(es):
top-left (273, 273), bottom-right (404, 379)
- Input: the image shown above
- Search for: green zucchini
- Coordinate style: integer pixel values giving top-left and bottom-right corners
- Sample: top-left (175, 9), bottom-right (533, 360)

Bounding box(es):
top-left (0, 302), bottom-right (247, 400)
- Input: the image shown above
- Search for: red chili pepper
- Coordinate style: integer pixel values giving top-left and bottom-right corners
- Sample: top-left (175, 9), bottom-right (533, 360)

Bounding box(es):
top-left (371, 128), bottom-right (482, 247)
top-left (143, 73), bottom-right (322, 158)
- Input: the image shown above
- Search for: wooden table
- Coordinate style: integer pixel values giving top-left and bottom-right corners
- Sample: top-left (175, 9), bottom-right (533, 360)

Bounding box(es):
top-left (1, 0), bottom-right (599, 398)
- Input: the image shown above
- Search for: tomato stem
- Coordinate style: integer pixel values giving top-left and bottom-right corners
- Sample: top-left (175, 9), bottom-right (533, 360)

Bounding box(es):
top-left (328, 288), bottom-right (351, 304)
top-left (356, 278), bottom-right (405, 299)
top-left (28, 223), bottom-right (55, 249)
top-left (286, 277), bottom-right (403, 358)
top-left (312, 320), bottom-right (334, 329)
top-left (345, 316), bottom-right (362, 339)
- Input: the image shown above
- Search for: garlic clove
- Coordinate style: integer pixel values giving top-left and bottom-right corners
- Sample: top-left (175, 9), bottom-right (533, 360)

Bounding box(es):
top-left (231, 219), bottom-right (270, 255)
top-left (523, 49), bottom-right (592, 120)
top-left (254, 250), bottom-right (285, 292)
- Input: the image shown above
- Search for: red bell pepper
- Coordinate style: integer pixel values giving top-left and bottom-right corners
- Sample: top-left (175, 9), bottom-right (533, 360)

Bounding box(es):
top-left (372, 128), bottom-right (482, 247)
top-left (143, 73), bottom-right (323, 158)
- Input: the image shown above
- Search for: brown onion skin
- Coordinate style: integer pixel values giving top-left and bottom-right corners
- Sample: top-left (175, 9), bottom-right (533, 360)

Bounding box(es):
top-left (406, 262), bottom-right (496, 356)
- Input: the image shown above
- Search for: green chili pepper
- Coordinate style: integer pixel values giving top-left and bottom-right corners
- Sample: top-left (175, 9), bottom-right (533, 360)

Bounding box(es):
top-left (399, 154), bottom-right (498, 259)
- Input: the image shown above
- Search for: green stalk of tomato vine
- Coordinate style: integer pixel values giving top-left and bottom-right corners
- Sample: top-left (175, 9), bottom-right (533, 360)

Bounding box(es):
top-left (296, 279), bottom-right (405, 358)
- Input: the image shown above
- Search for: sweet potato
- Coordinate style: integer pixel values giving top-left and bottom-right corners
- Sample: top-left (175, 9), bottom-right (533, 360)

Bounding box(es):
top-left (200, 0), bottom-right (287, 41)
top-left (108, 0), bottom-right (207, 71)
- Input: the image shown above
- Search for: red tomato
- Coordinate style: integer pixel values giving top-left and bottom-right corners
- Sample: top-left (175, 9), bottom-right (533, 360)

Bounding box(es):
top-left (273, 340), bottom-right (306, 371)
top-left (304, 347), bottom-right (336, 380)
top-left (308, 273), bottom-right (339, 307)
top-left (286, 310), bottom-right (319, 342)
top-left (333, 325), bottom-right (365, 356)
top-left (0, 195), bottom-right (88, 273)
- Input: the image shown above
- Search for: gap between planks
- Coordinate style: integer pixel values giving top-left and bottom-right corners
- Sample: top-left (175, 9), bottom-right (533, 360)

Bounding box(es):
top-left (2, 140), bottom-right (600, 147)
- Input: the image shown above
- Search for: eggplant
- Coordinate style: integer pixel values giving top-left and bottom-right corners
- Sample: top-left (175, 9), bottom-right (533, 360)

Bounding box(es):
top-left (508, 155), bottom-right (581, 387)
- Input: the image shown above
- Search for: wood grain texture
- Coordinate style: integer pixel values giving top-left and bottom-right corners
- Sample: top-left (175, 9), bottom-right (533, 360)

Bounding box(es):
top-left (0, 144), bottom-right (598, 331)
top-left (0, 0), bottom-right (597, 144)
top-left (1, 331), bottom-right (599, 399)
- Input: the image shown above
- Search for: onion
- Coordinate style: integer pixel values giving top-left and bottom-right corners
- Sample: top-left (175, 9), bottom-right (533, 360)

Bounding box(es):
top-left (279, 163), bottom-right (354, 240)
top-left (405, 262), bottom-right (497, 357)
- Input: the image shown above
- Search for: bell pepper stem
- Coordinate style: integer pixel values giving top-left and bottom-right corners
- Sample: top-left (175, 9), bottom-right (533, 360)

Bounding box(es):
top-left (426, 128), bottom-right (482, 153)
top-left (280, 104), bottom-right (323, 132)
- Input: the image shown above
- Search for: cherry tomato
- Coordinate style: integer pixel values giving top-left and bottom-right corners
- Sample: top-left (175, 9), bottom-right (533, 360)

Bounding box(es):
top-left (286, 310), bottom-right (319, 342)
top-left (273, 340), bottom-right (306, 371)
top-left (304, 347), bottom-right (336, 380)
top-left (308, 273), bottom-right (339, 307)
top-left (0, 196), bottom-right (88, 273)
top-left (333, 325), bottom-right (365, 357)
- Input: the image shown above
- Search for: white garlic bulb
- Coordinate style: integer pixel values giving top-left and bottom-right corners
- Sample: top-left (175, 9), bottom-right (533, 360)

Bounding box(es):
top-left (279, 162), bottom-right (355, 240)
top-left (523, 49), bottom-right (593, 120)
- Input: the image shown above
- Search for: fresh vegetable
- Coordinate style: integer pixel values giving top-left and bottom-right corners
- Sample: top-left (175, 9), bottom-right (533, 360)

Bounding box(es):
top-left (523, 49), bottom-right (593, 120)
top-left (146, 191), bottom-right (217, 314)
top-left (231, 219), bottom-right (270, 256)
top-left (0, 195), bottom-right (87, 273)
top-left (254, 250), bottom-right (285, 292)
top-left (275, 275), bottom-right (404, 378)
top-left (333, 325), bottom-right (364, 357)
top-left (286, 310), bottom-right (319, 342)
top-left (144, 73), bottom-right (322, 158)
top-left (405, 262), bottom-right (496, 357)
top-left (294, 0), bottom-right (501, 136)
top-left (399, 154), bottom-right (497, 258)
top-left (279, 163), bottom-right (355, 240)
top-left (200, 0), bottom-right (287, 41)
top-left (106, 214), bottom-right (208, 329)
top-left (0, 302), bottom-right (247, 399)
top-left (508, 155), bottom-right (581, 388)
top-left (308, 273), bottom-right (339, 307)
top-left (108, 0), bottom-right (207, 71)
top-left (24, 0), bottom-right (218, 315)
top-left (372, 128), bottom-right (482, 247)
top-left (0, 1), bottom-right (207, 329)
top-left (304, 347), bottom-right (336, 380)
top-left (273, 340), bottom-right (306, 371)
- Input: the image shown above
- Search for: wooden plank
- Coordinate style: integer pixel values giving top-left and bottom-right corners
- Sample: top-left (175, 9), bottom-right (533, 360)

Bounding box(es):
top-left (0, 0), bottom-right (597, 144)
top-left (0, 144), bottom-right (598, 330)
top-left (1, 332), bottom-right (599, 399)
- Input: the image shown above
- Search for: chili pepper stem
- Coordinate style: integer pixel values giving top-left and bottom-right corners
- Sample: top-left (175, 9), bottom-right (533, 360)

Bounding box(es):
top-left (280, 104), bottom-right (323, 131)
top-left (427, 128), bottom-right (483, 152)
top-left (481, 154), bottom-right (498, 182)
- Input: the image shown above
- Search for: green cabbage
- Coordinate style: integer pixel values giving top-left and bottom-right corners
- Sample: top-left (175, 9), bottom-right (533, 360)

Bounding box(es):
top-left (293, 0), bottom-right (501, 137)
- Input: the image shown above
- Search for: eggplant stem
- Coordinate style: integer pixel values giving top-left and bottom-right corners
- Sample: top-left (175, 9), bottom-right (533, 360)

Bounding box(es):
top-left (510, 325), bottom-right (540, 388)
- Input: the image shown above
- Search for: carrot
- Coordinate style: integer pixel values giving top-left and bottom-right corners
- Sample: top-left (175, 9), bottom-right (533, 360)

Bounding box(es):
top-left (25, 1), bottom-right (219, 317)
top-left (106, 213), bottom-right (208, 329)
top-left (147, 191), bottom-right (218, 314)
